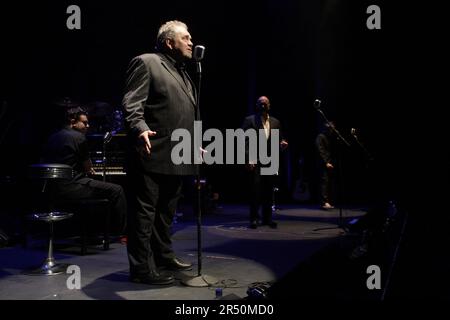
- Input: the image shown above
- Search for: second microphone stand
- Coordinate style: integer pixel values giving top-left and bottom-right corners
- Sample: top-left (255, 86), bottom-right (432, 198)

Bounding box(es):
top-left (102, 132), bottom-right (113, 182)
top-left (314, 101), bottom-right (350, 231)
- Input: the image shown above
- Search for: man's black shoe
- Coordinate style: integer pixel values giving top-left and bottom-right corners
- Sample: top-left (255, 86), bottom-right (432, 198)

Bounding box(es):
top-left (249, 221), bottom-right (258, 229)
top-left (157, 257), bottom-right (193, 271)
top-left (130, 270), bottom-right (175, 285)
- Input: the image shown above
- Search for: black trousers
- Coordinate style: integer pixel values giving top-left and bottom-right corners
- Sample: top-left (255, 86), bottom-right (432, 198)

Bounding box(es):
top-left (127, 171), bottom-right (182, 276)
top-left (318, 167), bottom-right (334, 205)
top-left (54, 178), bottom-right (127, 234)
top-left (249, 167), bottom-right (275, 223)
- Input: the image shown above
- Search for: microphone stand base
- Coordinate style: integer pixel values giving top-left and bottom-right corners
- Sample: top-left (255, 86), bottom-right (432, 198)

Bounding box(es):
top-left (181, 274), bottom-right (218, 287)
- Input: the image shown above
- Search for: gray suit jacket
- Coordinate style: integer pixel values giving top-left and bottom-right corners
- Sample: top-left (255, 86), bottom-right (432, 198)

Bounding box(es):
top-left (123, 53), bottom-right (199, 175)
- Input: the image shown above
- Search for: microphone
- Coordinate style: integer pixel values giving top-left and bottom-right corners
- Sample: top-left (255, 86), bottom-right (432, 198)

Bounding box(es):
top-left (314, 99), bottom-right (321, 109)
top-left (103, 131), bottom-right (112, 144)
top-left (193, 45), bottom-right (205, 62)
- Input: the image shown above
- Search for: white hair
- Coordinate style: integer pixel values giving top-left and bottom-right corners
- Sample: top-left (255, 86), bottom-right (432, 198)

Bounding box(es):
top-left (156, 20), bottom-right (188, 51)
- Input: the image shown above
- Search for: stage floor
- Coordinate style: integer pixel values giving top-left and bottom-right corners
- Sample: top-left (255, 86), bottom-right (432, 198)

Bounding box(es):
top-left (0, 204), bottom-right (365, 300)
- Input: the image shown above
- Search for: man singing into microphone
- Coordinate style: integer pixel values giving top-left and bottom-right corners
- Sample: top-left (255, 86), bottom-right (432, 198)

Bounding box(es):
top-left (123, 20), bottom-right (197, 285)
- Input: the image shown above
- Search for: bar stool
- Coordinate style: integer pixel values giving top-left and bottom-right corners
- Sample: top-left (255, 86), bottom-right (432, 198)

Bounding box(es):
top-left (26, 211), bottom-right (73, 275)
top-left (25, 163), bottom-right (74, 275)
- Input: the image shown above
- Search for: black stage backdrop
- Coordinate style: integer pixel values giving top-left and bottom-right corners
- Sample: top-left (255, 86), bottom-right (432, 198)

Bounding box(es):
top-left (0, 0), bottom-right (445, 217)
top-left (0, 0), bottom-right (448, 303)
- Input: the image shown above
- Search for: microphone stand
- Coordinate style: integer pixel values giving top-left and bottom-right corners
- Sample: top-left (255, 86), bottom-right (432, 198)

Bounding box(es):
top-left (102, 132), bottom-right (113, 182)
top-left (181, 56), bottom-right (218, 288)
top-left (315, 107), bottom-right (350, 148)
top-left (350, 130), bottom-right (376, 207)
top-left (351, 130), bottom-right (374, 163)
top-left (314, 102), bottom-right (350, 231)
top-left (102, 139), bottom-right (107, 182)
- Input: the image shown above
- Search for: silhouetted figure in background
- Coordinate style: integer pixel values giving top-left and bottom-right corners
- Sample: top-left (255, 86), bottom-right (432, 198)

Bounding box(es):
top-left (315, 121), bottom-right (336, 209)
top-left (242, 96), bottom-right (288, 229)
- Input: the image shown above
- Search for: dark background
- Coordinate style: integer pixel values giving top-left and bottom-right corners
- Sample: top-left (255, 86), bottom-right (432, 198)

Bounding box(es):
top-left (0, 0), bottom-right (448, 299)
top-left (0, 0), bottom-right (444, 208)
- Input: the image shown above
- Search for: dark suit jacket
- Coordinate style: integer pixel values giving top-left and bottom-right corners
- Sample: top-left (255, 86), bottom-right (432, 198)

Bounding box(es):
top-left (122, 53), bottom-right (199, 175)
top-left (315, 132), bottom-right (332, 166)
top-left (41, 127), bottom-right (90, 183)
top-left (241, 114), bottom-right (283, 166)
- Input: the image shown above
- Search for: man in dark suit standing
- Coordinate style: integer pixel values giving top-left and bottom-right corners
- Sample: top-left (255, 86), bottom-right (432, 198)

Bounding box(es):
top-left (315, 121), bottom-right (336, 210)
top-left (123, 20), bottom-right (197, 285)
top-left (242, 96), bottom-right (288, 229)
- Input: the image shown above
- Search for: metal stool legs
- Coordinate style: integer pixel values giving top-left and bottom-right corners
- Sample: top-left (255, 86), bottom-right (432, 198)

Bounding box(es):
top-left (26, 212), bottom-right (73, 275)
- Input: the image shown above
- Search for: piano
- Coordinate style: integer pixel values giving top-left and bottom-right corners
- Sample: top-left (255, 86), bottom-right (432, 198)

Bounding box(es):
top-left (87, 133), bottom-right (127, 178)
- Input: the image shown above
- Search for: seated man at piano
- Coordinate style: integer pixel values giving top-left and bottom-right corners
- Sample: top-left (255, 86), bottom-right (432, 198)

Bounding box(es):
top-left (41, 106), bottom-right (127, 235)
